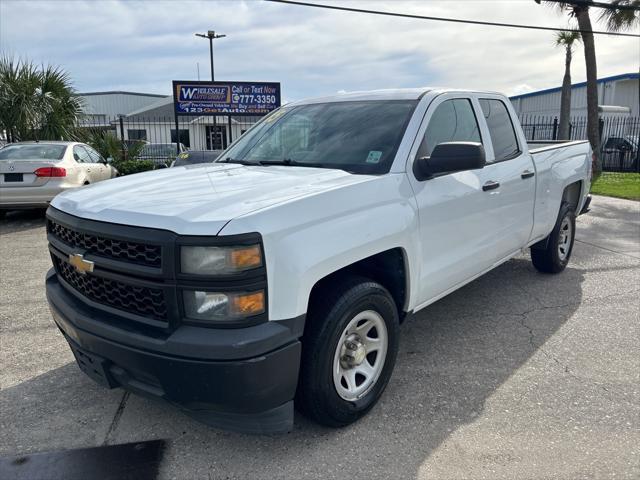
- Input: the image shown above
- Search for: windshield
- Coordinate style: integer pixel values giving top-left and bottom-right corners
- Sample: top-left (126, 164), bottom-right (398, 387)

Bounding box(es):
top-left (140, 144), bottom-right (177, 157)
top-left (0, 144), bottom-right (67, 161)
top-left (220, 100), bottom-right (418, 174)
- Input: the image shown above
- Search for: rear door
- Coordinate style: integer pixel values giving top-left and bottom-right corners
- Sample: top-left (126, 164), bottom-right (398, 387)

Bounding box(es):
top-left (84, 145), bottom-right (111, 181)
top-left (477, 97), bottom-right (536, 258)
top-left (72, 145), bottom-right (95, 183)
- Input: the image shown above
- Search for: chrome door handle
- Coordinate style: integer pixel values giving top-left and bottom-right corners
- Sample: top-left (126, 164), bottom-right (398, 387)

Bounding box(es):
top-left (482, 180), bottom-right (500, 191)
top-left (521, 170), bottom-right (535, 179)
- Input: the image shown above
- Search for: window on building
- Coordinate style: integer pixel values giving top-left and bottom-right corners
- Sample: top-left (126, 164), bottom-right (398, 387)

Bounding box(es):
top-left (127, 129), bottom-right (147, 141)
top-left (479, 99), bottom-right (520, 162)
top-left (417, 99), bottom-right (481, 159)
top-left (171, 129), bottom-right (190, 148)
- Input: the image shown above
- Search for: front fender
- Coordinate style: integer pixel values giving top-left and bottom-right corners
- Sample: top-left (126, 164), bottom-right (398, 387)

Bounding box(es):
top-left (220, 174), bottom-right (419, 320)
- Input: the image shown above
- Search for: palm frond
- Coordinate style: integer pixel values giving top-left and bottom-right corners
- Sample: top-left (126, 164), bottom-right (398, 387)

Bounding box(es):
top-left (598, 0), bottom-right (640, 32)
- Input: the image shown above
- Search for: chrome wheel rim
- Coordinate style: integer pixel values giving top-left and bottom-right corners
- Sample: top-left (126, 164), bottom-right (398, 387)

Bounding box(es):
top-left (558, 216), bottom-right (573, 261)
top-left (332, 310), bottom-right (388, 401)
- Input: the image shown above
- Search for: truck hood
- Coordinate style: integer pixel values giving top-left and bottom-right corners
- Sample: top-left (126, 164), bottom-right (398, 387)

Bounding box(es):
top-left (51, 163), bottom-right (371, 235)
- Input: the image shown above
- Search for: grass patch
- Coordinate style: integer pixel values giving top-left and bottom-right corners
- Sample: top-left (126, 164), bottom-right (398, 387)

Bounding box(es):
top-left (591, 172), bottom-right (640, 201)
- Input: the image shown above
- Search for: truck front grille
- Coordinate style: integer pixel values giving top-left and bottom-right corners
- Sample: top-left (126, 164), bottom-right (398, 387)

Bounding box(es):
top-left (54, 256), bottom-right (168, 321)
top-left (48, 219), bottom-right (162, 268)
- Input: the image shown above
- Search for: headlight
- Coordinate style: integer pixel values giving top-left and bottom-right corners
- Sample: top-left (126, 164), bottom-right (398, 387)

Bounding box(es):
top-left (183, 290), bottom-right (265, 321)
top-left (180, 244), bottom-right (262, 275)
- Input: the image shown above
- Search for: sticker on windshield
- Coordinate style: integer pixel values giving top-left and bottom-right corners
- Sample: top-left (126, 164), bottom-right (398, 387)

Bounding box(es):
top-left (366, 151), bottom-right (383, 164)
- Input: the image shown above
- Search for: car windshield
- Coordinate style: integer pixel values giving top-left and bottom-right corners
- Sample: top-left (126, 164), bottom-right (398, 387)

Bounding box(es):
top-left (219, 100), bottom-right (418, 174)
top-left (140, 144), bottom-right (176, 157)
top-left (0, 144), bottom-right (67, 161)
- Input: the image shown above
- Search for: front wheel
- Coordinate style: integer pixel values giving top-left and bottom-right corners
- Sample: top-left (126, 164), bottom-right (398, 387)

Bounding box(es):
top-left (531, 201), bottom-right (576, 273)
top-left (296, 276), bottom-right (400, 427)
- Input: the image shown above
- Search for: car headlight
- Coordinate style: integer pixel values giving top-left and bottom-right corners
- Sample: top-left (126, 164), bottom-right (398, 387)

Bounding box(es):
top-left (183, 290), bottom-right (265, 321)
top-left (180, 245), bottom-right (262, 275)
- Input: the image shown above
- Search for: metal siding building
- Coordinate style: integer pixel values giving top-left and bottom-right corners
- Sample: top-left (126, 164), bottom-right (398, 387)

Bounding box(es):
top-left (510, 72), bottom-right (639, 117)
top-left (77, 91), bottom-right (169, 124)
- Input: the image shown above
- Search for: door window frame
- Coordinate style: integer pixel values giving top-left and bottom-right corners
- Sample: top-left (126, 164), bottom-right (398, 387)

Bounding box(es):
top-left (73, 145), bottom-right (92, 163)
top-left (407, 93), bottom-right (493, 179)
top-left (477, 96), bottom-right (523, 164)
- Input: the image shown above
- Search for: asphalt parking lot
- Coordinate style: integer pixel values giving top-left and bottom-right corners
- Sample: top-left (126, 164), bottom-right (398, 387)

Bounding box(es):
top-left (1, 195), bottom-right (639, 480)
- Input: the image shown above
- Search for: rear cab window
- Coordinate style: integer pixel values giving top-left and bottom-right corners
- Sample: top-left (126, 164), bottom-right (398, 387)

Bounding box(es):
top-left (478, 99), bottom-right (520, 162)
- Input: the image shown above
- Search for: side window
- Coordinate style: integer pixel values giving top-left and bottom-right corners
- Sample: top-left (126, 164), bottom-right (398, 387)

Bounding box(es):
top-left (73, 145), bottom-right (92, 163)
top-left (479, 99), bottom-right (520, 162)
top-left (85, 146), bottom-right (104, 163)
top-left (417, 99), bottom-right (481, 158)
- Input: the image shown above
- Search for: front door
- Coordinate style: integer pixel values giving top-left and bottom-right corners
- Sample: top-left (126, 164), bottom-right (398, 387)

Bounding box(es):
top-left (407, 95), bottom-right (508, 306)
top-left (206, 125), bottom-right (227, 150)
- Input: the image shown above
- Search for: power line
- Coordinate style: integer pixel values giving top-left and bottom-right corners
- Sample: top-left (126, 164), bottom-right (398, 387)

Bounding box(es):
top-left (265, 0), bottom-right (640, 38)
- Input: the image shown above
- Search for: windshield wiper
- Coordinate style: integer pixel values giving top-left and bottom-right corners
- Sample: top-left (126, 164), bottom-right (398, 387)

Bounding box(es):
top-left (259, 158), bottom-right (296, 166)
top-left (219, 157), bottom-right (262, 166)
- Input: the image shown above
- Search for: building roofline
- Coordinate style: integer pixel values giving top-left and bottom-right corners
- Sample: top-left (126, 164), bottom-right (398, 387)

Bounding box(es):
top-left (76, 90), bottom-right (169, 98)
top-left (509, 72), bottom-right (639, 101)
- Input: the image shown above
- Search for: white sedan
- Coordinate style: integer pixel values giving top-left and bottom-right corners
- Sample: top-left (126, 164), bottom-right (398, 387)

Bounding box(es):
top-left (0, 141), bottom-right (117, 214)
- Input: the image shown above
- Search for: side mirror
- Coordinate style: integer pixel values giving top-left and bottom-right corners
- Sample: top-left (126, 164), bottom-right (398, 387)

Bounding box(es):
top-left (105, 157), bottom-right (113, 164)
top-left (414, 142), bottom-right (486, 181)
top-left (73, 153), bottom-right (80, 161)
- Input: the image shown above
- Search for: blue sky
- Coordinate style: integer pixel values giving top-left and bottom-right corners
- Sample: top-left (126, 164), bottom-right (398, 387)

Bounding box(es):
top-left (1, 0), bottom-right (638, 101)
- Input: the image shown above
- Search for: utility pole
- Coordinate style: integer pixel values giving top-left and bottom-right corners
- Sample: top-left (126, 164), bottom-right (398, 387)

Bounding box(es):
top-left (195, 30), bottom-right (226, 81)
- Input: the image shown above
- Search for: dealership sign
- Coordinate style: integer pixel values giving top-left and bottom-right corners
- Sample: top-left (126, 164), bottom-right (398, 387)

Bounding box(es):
top-left (172, 81), bottom-right (281, 116)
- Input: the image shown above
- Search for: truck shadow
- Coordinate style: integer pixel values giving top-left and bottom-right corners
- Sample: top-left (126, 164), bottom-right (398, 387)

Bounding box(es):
top-left (0, 256), bottom-right (584, 479)
top-left (0, 209), bottom-right (47, 235)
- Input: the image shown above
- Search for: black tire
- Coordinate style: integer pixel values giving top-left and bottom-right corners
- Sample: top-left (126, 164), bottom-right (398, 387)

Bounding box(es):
top-left (531, 201), bottom-right (576, 273)
top-left (296, 275), bottom-right (400, 427)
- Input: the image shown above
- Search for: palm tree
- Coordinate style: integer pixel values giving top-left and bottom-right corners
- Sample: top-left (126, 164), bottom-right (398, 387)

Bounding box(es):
top-left (599, 0), bottom-right (640, 31)
top-left (536, 0), bottom-right (639, 173)
top-left (554, 30), bottom-right (581, 140)
top-left (0, 57), bottom-right (83, 142)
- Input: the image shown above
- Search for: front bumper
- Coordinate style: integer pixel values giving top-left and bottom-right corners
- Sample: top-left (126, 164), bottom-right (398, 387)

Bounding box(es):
top-left (46, 270), bottom-right (303, 434)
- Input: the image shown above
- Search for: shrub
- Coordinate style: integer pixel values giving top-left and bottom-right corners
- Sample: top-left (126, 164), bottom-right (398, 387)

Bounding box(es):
top-left (112, 159), bottom-right (156, 176)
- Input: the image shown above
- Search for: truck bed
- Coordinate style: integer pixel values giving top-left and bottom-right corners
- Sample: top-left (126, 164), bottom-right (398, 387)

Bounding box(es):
top-left (528, 139), bottom-right (590, 153)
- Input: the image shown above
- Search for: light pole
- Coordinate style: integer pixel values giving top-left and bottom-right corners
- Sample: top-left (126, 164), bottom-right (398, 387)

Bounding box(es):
top-left (195, 30), bottom-right (226, 81)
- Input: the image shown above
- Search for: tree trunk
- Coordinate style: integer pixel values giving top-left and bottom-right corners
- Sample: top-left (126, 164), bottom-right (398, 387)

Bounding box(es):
top-left (558, 45), bottom-right (572, 140)
top-left (576, 8), bottom-right (601, 173)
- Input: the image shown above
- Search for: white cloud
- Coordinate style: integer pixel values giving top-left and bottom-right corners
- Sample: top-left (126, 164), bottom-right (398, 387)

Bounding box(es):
top-left (1, 0), bottom-right (638, 99)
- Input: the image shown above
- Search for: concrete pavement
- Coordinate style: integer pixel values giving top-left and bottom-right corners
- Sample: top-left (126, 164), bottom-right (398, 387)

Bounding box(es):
top-left (1, 195), bottom-right (638, 479)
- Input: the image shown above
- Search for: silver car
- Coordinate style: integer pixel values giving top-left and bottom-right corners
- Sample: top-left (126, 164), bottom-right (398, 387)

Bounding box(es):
top-left (0, 141), bottom-right (117, 213)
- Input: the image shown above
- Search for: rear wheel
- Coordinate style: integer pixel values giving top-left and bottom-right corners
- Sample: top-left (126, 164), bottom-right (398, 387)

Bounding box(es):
top-left (297, 276), bottom-right (400, 427)
top-left (531, 201), bottom-right (576, 273)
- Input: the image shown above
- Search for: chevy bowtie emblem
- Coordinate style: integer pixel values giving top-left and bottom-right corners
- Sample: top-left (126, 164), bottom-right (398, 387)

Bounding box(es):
top-left (68, 253), bottom-right (94, 275)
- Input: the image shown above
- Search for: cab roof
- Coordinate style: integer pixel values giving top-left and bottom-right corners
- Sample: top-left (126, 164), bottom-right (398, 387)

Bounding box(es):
top-left (289, 87), bottom-right (505, 106)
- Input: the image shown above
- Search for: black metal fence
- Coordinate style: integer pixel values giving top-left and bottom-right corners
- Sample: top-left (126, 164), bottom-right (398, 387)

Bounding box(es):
top-left (519, 114), bottom-right (640, 173)
top-left (76, 114), bottom-right (264, 159)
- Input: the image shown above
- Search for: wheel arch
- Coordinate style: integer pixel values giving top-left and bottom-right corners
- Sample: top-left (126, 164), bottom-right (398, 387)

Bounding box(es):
top-left (562, 180), bottom-right (583, 214)
top-left (306, 247), bottom-right (410, 323)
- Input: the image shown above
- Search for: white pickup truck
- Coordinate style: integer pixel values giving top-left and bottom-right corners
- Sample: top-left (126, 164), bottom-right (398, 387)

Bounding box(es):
top-left (45, 88), bottom-right (592, 434)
